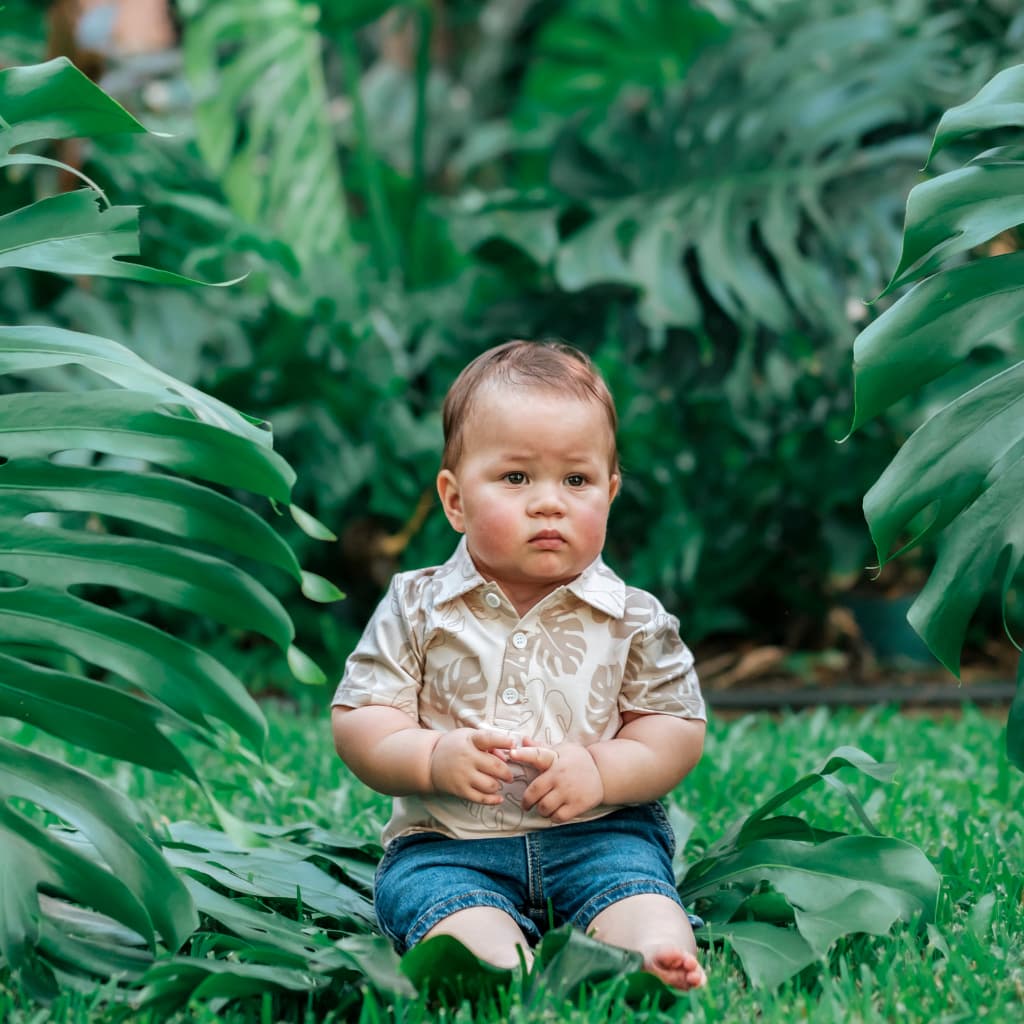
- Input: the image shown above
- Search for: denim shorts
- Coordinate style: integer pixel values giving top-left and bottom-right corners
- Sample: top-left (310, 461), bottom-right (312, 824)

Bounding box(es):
top-left (374, 802), bottom-right (691, 952)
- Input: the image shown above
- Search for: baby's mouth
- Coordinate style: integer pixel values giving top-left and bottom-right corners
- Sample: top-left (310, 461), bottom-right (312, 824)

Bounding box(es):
top-left (529, 530), bottom-right (565, 549)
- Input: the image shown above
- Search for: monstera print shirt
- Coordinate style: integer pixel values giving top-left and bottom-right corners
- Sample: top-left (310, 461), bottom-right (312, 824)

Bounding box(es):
top-left (332, 538), bottom-right (705, 843)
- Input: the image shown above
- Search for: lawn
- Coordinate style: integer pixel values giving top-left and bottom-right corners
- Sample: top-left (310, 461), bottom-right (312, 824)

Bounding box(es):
top-left (2, 699), bottom-right (1021, 1022)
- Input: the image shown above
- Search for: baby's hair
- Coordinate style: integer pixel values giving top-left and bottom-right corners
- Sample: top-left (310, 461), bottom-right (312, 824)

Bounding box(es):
top-left (441, 339), bottom-right (619, 473)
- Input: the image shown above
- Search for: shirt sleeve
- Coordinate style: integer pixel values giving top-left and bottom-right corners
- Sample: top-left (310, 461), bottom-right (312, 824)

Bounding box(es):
top-left (330, 575), bottom-right (422, 717)
top-left (619, 612), bottom-right (706, 721)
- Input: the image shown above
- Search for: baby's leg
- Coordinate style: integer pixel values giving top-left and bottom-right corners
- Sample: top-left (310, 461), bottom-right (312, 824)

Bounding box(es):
top-left (422, 906), bottom-right (533, 970)
top-left (588, 893), bottom-right (706, 990)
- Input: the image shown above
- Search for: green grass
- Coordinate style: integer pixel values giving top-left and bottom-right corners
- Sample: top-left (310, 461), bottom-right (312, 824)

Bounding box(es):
top-left (2, 699), bottom-right (1022, 1022)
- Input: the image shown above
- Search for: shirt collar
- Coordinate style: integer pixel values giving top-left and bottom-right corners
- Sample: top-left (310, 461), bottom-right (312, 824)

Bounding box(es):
top-left (431, 537), bottom-right (626, 619)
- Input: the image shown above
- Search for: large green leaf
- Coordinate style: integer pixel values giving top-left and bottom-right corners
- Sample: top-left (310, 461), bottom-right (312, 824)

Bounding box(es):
top-left (681, 746), bottom-right (938, 986)
top-left (0, 190), bottom-right (234, 287)
top-left (0, 807), bottom-right (151, 999)
top-left (0, 390), bottom-right (294, 500)
top-left (0, 653), bottom-right (199, 775)
top-left (164, 844), bottom-right (375, 927)
top-left (0, 153), bottom-right (108, 201)
top-left (137, 956), bottom-right (330, 1013)
top-left (0, 742), bottom-right (197, 992)
top-left (849, 61), bottom-right (1024, 719)
top-left (0, 588), bottom-right (266, 750)
top-left (35, 897), bottom-right (155, 991)
top-left (884, 163), bottom-right (1024, 292)
top-left (0, 521), bottom-right (294, 647)
top-left (318, 0), bottom-right (396, 35)
top-left (904, 446), bottom-right (1024, 673)
top-left (0, 324), bottom-right (272, 446)
top-left (685, 834), bottom-right (936, 925)
top-left (849, 252), bottom-right (1024, 430)
top-left (696, 746), bottom-right (893, 870)
top-left (0, 462), bottom-right (301, 581)
top-left (183, 877), bottom-right (336, 961)
top-left (0, 51), bottom-right (340, 1001)
top-left (171, 832), bottom-right (376, 925)
top-left (0, 57), bottom-right (146, 154)
top-left (863, 359), bottom-right (1024, 560)
top-left (929, 63), bottom-right (1024, 159)
top-left (179, 0), bottom-right (351, 264)
top-left (0, 61), bottom-right (232, 286)
top-left (523, 0), bottom-right (727, 113)
top-left (253, 822), bottom-right (381, 892)
top-left (114, 821), bottom-right (388, 1011)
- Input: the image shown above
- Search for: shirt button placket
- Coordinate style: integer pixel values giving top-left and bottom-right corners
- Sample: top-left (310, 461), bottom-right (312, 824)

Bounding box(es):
top-left (494, 628), bottom-right (530, 720)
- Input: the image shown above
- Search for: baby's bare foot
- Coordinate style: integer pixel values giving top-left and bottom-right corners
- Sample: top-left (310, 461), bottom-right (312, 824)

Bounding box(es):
top-left (643, 946), bottom-right (707, 991)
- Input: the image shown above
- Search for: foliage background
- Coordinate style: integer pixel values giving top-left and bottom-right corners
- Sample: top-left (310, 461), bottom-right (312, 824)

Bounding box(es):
top-left (4, 0), bottom-right (1023, 686)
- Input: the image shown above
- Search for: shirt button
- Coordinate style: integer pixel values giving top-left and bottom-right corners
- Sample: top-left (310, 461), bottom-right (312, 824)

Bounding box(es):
top-left (501, 687), bottom-right (519, 705)
top-left (484, 592), bottom-right (501, 608)
top-left (512, 632), bottom-right (528, 649)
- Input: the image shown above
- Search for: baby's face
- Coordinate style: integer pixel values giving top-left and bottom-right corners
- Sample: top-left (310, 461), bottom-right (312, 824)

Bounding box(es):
top-left (437, 386), bottom-right (619, 610)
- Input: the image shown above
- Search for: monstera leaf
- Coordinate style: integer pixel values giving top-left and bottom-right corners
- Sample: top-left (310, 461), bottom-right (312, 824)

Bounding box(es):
top-left (178, 0), bottom-right (351, 266)
top-left (848, 63), bottom-right (1024, 769)
top-left (680, 747), bottom-right (938, 988)
top-left (0, 58), bottom-right (338, 996)
top-left (448, 3), bottom-right (972, 337)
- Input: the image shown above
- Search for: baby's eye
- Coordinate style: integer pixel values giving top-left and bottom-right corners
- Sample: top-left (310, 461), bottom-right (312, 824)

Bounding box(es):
top-left (565, 474), bottom-right (587, 488)
top-left (504, 471), bottom-right (527, 485)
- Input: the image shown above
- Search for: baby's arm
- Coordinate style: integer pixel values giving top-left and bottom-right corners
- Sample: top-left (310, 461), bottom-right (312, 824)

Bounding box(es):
top-left (513, 712), bottom-right (704, 821)
top-left (590, 711), bottom-right (705, 804)
top-left (332, 705), bottom-right (516, 804)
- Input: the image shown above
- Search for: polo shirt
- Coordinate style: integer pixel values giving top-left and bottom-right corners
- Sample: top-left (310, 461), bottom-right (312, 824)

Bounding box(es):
top-left (332, 538), bottom-right (705, 843)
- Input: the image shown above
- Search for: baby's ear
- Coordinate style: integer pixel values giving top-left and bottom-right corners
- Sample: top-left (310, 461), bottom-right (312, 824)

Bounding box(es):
top-left (609, 473), bottom-right (621, 502)
top-left (436, 469), bottom-right (466, 532)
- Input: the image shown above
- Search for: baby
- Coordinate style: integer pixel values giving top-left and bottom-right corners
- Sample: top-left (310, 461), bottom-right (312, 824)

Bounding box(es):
top-left (331, 340), bottom-right (707, 989)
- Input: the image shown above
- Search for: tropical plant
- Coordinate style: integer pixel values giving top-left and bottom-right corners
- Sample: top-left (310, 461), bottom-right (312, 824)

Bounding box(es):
top-left (846, 62), bottom-right (1024, 769)
top-left (679, 746), bottom-right (938, 988)
top-left (0, 58), bottom-right (340, 997)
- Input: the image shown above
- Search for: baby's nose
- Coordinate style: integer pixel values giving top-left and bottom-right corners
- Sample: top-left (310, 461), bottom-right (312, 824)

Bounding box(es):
top-left (529, 484), bottom-right (566, 513)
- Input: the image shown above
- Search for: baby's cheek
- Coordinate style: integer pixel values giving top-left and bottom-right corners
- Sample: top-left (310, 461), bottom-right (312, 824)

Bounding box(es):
top-left (572, 507), bottom-right (611, 558)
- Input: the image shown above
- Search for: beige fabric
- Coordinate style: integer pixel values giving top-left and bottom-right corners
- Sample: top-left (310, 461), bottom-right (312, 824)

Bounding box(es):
top-left (332, 538), bottom-right (705, 843)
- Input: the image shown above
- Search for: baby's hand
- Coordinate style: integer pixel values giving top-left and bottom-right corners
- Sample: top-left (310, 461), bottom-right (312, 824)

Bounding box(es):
top-left (429, 728), bottom-right (516, 804)
top-left (511, 739), bottom-right (604, 823)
